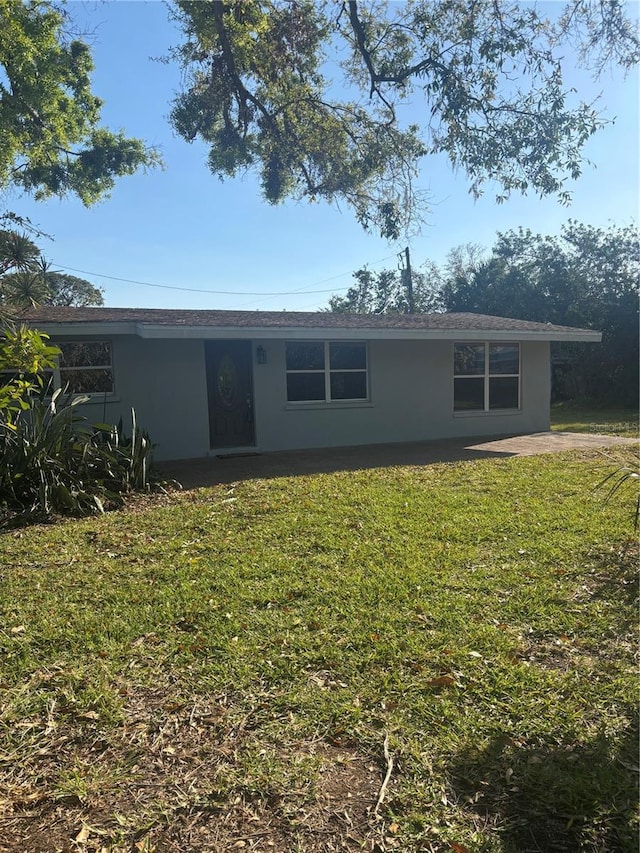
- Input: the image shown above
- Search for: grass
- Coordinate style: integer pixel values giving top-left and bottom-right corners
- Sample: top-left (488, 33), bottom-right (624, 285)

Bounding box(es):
top-left (551, 402), bottom-right (638, 437)
top-left (1, 448), bottom-right (638, 852)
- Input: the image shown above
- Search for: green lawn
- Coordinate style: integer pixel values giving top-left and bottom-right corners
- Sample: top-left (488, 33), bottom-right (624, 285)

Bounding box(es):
top-left (1, 449), bottom-right (638, 852)
top-left (551, 403), bottom-right (638, 437)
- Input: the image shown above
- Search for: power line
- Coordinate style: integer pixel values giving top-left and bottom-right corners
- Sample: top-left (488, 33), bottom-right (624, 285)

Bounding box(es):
top-left (50, 264), bottom-right (347, 296)
top-left (225, 253), bottom-right (400, 310)
top-left (50, 254), bottom-right (398, 299)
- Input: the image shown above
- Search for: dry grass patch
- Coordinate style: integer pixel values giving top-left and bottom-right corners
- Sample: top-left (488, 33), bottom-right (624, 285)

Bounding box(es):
top-left (1, 681), bottom-right (395, 853)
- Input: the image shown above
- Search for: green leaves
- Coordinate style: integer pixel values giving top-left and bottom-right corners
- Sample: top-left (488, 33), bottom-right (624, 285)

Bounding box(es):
top-left (0, 228), bottom-right (104, 308)
top-left (170, 0), bottom-right (426, 238)
top-left (0, 395), bottom-right (155, 526)
top-left (0, 323), bottom-right (58, 422)
top-left (328, 265), bottom-right (440, 314)
top-left (596, 450), bottom-right (640, 531)
top-left (0, 231), bottom-right (39, 275)
top-left (0, 0), bottom-right (160, 204)
top-left (169, 0), bottom-right (638, 238)
top-left (0, 324), bottom-right (154, 524)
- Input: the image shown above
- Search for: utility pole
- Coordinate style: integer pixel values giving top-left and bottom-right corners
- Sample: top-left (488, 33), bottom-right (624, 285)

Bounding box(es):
top-left (404, 246), bottom-right (414, 313)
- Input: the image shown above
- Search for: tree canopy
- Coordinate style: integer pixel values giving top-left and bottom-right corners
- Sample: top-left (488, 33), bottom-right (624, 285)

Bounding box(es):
top-left (329, 222), bottom-right (639, 406)
top-left (438, 223), bottom-right (639, 324)
top-left (0, 0), bottom-right (160, 206)
top-left (169, 0), bottom-right (639, 238)
top-left (327, 264), bottom-right (439, 314)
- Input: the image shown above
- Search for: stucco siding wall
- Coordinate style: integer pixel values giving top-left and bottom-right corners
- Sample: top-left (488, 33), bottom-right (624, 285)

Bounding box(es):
top-left (252, 338), bottom-right (551, 453)
top-left (53, 336), bottom-right (210, 461)
top-left (57, 335), bottom-right (551, 460)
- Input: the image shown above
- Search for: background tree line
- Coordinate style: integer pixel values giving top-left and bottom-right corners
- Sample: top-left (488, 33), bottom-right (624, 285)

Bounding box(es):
top-left (328, 222), bottom-right (639, 407)
top-left (0, 230), bottom-right (103, 309)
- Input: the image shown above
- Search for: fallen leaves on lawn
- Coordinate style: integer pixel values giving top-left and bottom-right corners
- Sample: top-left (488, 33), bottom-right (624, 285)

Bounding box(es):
top-left (426, 675), bottom-right (457, 688)
top-left (1, 684), bottom-right (393, 853)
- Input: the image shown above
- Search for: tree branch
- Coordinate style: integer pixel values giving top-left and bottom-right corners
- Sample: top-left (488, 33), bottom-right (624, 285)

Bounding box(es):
top-left (344, 1), bottom-right (396, 119)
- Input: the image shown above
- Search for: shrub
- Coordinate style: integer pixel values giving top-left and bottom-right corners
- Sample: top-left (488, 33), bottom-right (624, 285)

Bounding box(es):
top-left (0, 323), bottom-right (59, 421)
top-left (0, 324), bottom-right (155, 527)
top-left (0, 388), bottom-right (154, 526)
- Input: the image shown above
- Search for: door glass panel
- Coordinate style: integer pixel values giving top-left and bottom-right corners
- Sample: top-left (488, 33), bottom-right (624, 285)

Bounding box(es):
top-left (217, 354), bottom-right (239, 409)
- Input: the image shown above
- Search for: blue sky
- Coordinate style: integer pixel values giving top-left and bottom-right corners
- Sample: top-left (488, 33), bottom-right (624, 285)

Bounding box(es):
top-left (9, 0), bottom-right (640, 311)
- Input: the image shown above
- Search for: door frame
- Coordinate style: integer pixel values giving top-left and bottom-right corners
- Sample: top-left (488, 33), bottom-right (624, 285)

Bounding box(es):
top-left (205, 340), bottom-right (256, 449)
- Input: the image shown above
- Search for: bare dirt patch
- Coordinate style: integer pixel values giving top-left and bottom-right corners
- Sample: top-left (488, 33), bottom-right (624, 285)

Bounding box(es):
top-left (1, 685), bottom-right (395, 853)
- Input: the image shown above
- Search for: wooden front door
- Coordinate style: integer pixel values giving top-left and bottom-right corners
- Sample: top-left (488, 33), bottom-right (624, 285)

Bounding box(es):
top-left (205, 341), bottom-right (255, 448)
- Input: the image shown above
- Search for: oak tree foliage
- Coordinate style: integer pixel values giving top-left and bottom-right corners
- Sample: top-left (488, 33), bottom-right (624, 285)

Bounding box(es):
top-left (0, 0), bottom-right (160, 206)
top-left (169, 0), bottom-right (639, 238)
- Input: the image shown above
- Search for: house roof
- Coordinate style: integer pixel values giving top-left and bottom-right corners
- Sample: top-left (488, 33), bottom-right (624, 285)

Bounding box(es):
top-left (16, 306), bottom-right (601, 343)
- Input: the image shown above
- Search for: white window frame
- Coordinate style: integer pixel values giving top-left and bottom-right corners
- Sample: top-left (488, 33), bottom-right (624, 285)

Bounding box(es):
top-left (453, 342), bottom-right (520, 413)
top-left (285, 340), bottom-right (369, 404)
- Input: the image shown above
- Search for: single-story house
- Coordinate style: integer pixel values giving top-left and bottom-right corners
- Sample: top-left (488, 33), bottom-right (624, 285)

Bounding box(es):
top-left (20, 307), bottom-right (600, 461)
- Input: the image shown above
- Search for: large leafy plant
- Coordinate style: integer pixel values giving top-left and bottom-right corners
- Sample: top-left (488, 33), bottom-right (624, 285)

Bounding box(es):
top-left (0, 325), bottom-right (155, 527)
top-left (0, 323), bottom-right (59, 421)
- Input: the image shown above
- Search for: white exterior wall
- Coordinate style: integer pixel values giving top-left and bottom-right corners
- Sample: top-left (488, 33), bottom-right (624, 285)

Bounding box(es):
top-left (252, 338), bottom-right (550, 453)
top-left (61, 336), bottom-right (210, 462)
top-left (59, 335), bottom-right (551, 461)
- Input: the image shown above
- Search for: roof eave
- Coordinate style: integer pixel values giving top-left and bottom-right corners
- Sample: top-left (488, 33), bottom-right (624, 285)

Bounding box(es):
top-left (27, 321), bottom-right (138, 337)
top-left (27, 320), bottom-right (601, 343)
top-left (136, 324), bottom-right (602, 342)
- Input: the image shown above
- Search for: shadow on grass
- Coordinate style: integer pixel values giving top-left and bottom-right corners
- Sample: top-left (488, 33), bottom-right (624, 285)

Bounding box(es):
top-left (449, 710), bottom-right (639, 852)
top-left (585, 542), bottom-right (640, 610)
top-left (156, 437), bottom-right (517, 488)
top-left (446, 544), bottom-right (640, 851)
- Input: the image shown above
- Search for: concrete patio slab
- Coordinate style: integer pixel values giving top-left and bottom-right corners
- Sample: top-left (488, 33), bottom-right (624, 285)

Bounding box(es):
top-left (157, 431), bottom-right (637, 490)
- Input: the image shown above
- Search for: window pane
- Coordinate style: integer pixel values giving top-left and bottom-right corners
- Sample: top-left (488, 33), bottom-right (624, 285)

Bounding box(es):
top-left (454, 377), bottom-right (485, 410)
top-left (59, 341), bottom-right (111, 368)
top-left (329, 342), bottom-right (366, 370)
top-left (454, 344), bottom-right (485, 375)
top-left (330, 371), bottom-right (367, 400)
top-left (61, 369), bottom-right (113, 394)
top-left (60, 369), bottom-right (113, 394)
top-left (489, 345), bottom-right (519, 375)
top-left (287, 372), bottom-right (325, 402)
top-left (489, 377), bottom-right (519, 409)
top-left (286, 342), bottom-right (324, 371)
